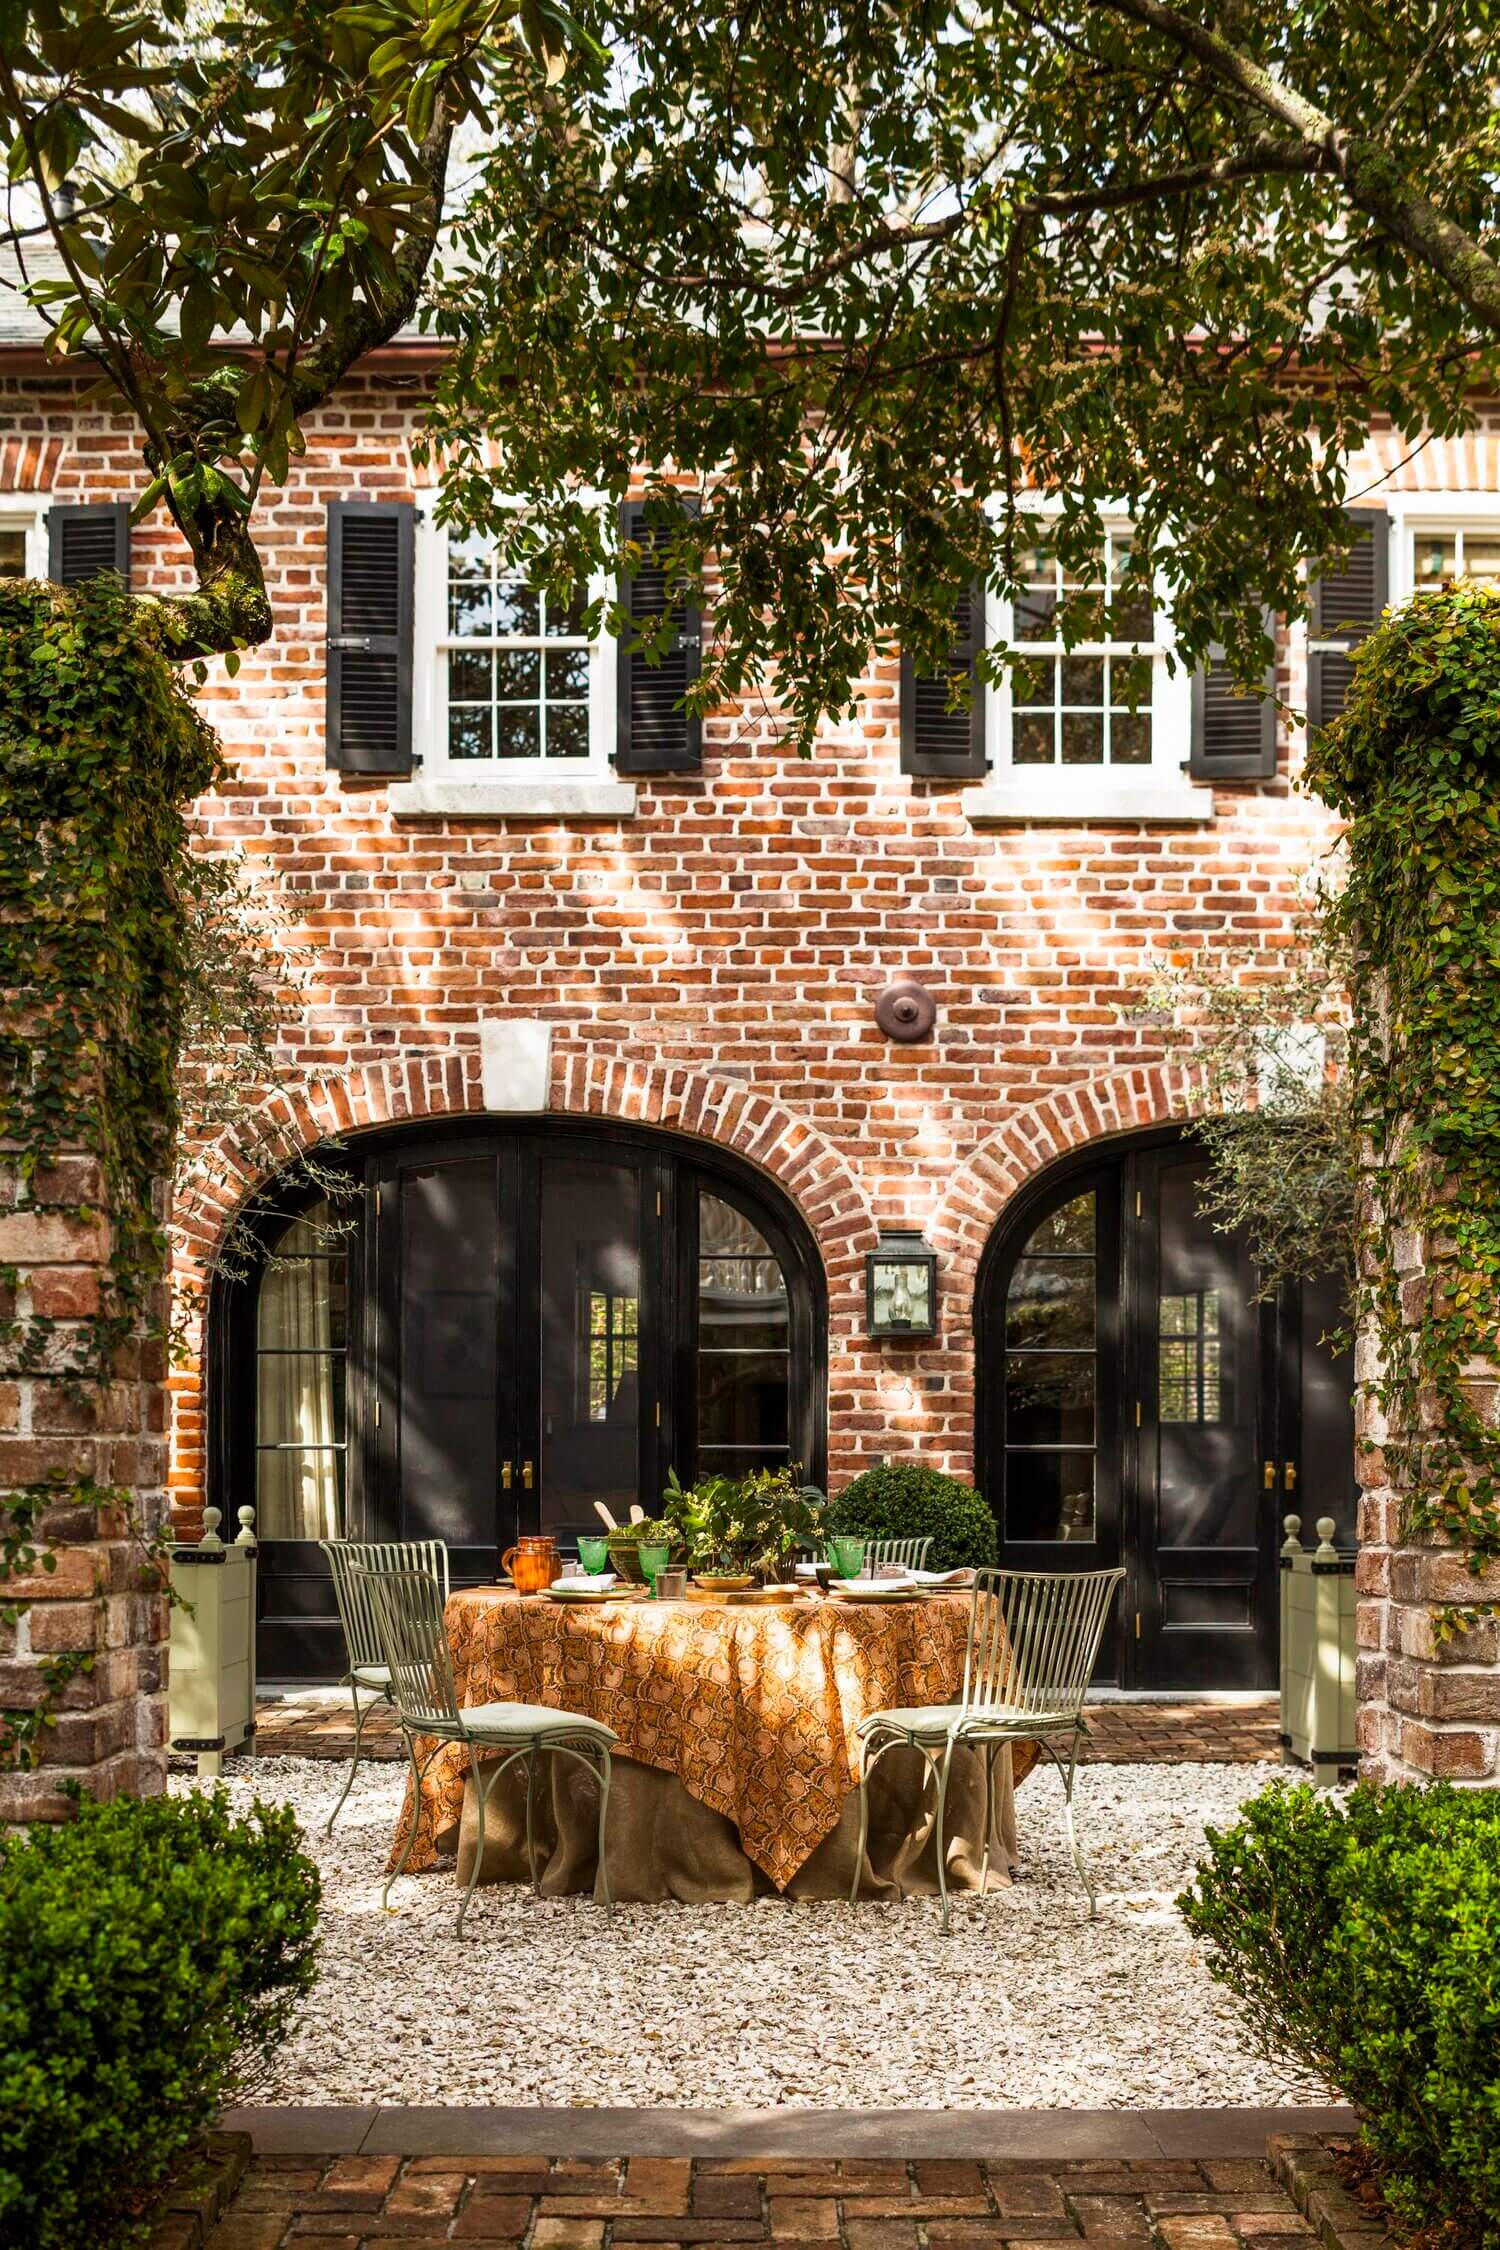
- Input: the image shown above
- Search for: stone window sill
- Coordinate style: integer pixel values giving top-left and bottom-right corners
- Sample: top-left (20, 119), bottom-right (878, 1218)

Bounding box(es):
top-left (388, 776), bottom-right (638, 821)
top-left (961, 778), bottom-right (1213, 826)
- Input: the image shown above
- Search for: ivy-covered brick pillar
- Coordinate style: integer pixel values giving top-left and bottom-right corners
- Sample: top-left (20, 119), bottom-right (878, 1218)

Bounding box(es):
top-left (0, 577), bottom-right (219, 1821)
top-left (1355, 1231), bottom-right (1500, 1784)
top-left (0, 1169), bottom-right (174, 1818)
top-left (1309, 580), bottom-right (1500, 1788)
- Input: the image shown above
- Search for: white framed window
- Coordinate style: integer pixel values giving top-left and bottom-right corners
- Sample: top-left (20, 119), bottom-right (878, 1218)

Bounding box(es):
top-left (414, 513), bottom-right (617, 783)
top-left (1385, 495), bottom-right (1500, 602)
top-left (970, 511), bottom-right (1201, 822)
top-left (0, 496), bottom-right (50, 578)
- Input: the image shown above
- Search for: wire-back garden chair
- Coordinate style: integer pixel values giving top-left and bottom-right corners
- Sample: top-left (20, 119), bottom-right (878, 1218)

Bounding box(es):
top-left (865, 1536), bottom-right (934, 1573)
top-left (849, 1566), bottom-right (1125, 1935)
top-left (319, 1538), bottom-right (450, 1836)
top-left (358, 1564), bottom-right (617, 1938)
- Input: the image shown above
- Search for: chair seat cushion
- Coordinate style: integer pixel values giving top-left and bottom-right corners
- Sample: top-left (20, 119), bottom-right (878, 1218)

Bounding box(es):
top-left (352, 1663), bottom-right (392, 1690)
top-left (859, 1703), bottom-right (1077, 1740)
top-left (460, 1701), bottom-right (618, 1744)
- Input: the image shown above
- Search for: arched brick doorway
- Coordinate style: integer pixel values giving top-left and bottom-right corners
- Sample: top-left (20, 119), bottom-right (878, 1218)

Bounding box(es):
top-left (975, 1126), bottom-right (1356, 1692)
top-left (211, 1116), bottom-right (826, 1680)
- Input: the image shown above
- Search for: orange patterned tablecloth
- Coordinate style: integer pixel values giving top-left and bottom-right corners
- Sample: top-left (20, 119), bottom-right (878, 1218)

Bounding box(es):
top-left (393, 1586), bottom-right (1033, 1891)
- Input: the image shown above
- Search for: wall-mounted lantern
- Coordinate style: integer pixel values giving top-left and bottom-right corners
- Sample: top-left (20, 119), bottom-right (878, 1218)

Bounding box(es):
top-left (866, 1230), bottom-right (939, 1337)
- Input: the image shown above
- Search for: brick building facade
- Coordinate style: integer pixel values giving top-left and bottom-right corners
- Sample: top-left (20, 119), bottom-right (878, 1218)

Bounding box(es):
top-left (6, 332), bottom-right (1500, 1717)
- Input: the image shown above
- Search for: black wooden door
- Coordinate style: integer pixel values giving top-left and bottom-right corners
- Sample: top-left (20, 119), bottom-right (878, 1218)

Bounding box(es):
top-left (1127, 1145), bottom-right (1277, 1689)
top-left (983, 1133), bottom-right (1356, 1693)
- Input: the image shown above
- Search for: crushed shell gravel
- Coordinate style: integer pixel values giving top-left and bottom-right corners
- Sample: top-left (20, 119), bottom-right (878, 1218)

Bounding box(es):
top-left (174, 1753), bottom-right (1329, 2110)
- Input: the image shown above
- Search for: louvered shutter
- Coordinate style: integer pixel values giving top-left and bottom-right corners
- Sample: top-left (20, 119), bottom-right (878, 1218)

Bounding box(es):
top-left (900, 589), bottom-right (986, 778)
top-left (326, 500), bottom-right (414, 775)
top-left (1308, 507), bottom-right (1388, 731)
top-left (614, 498), bottom-right (702, 774)
top-left (1189, 608), bottom-right (1279, 781)
top-left (48, 502), bottom-right (130, 585)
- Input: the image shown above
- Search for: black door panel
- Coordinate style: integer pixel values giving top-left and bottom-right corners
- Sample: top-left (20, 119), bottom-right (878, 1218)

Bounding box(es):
top-left (980, 1130), bottom-right (1354, 1694)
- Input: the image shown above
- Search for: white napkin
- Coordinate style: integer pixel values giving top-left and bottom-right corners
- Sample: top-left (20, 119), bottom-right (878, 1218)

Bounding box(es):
top-left (831, 1577), bottom-right (914, 1594)
top-left (909, 1567), bottom-right (975, 1587)
top-left (555, 1572), bottom-right (618, 1590)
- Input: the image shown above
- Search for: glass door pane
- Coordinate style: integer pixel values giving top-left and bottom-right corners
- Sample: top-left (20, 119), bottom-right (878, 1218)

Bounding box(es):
top-left (696, 1191), bottom-right (792, 1475)
top-left (1003, 1190), bottom-right (1100, 1544)
top-left (538, 1155), bottom-right (643, 1541)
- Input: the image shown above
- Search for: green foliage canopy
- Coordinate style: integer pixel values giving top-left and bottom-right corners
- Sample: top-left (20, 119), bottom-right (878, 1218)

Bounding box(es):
top-left (429, 0), bottom-right (1500, 747)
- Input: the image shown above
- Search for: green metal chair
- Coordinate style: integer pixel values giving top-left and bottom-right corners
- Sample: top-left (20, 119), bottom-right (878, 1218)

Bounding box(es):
top-left (849, 1565), bottom-right (1125, 1935)
top-left (866, 1535), bottom-right (934, 1573)
top-left (319, 1538), bottom-right (450, 1836)
top-left (359, 1564), bottom-right (616, 1938)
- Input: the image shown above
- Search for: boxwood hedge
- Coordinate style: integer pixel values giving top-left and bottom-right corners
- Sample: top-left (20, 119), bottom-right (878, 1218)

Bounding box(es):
top-left (0, 1788), bottom-right (319, 2249)
top-left (1180, 1778), bottom-right (1500, 2240)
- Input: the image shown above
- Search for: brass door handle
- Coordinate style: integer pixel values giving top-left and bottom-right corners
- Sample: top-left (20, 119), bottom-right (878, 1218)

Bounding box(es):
top-left (1284, 1462), bottom-right (1298, 1492)
top-left (1263, 1460), bottom-right (1277, 1490)
top-left (522, 1460), bottom-right (534, 1490)
top-left (501, 1461), bottom-right (513, 1491)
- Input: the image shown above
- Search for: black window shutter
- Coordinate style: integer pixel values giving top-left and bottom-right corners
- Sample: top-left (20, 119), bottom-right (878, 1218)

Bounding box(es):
top-left (900, 588), bottom-right (986, 778)
top-left (614, 498), bottom-right (703, 774)
top-left (326, 500), bottom-right (414, 775)
top-left (1308, 507), bottom-right (1388, 731)
top-left (48, 502), bottom-right (130, 585)
top-left (1189, 607), bottom-right (1279, 781)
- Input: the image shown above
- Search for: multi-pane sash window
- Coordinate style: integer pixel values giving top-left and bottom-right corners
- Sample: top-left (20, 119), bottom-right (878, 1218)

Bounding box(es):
top-left (1411, 525), bottom-right (1500, 591)
top-left (1008, 529), bottom-right (1157, 770)
top-left (423, 522), bottom-right (611, 774)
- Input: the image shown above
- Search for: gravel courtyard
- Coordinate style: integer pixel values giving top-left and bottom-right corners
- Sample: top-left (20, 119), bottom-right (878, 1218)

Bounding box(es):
top-left (181, 1754), bottom-right (1327, 2111)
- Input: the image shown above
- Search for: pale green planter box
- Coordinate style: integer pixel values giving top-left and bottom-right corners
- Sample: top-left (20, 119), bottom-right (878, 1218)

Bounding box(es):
top-left (1278, 1514), bottom-right (1356, 1785)
top-left (168, 1510), bottom-right (257, 1778)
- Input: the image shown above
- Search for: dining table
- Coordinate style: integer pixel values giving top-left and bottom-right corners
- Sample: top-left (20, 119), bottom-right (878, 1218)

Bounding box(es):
top-left (389, 1585), bottom-right (1037, 1904)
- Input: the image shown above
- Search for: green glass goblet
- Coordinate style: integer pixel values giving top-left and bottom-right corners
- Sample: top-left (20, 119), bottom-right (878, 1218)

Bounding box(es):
top-left (826, 1536), bottom-right (867, 1580)
top-left (640, 1541), bottom-right (672, 1597)
top-left (577, 1534), bottom-right (612, 1576)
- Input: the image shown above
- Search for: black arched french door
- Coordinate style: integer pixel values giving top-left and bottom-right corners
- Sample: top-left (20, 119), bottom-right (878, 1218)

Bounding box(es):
top-left (214, 1120), bottom-right (825, 1680)
top-left (977, 1131), bottom-right (1356, 1690)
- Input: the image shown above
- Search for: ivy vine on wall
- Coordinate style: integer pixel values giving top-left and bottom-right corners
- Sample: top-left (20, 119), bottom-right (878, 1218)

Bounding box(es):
top-left (1308, 580), bottom-right (1500, 1635)
top-left (0, 577), bottom-right (219, 1770)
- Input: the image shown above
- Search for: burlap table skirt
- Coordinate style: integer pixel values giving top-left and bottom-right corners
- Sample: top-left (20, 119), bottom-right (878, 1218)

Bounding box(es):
top-left (450, 1739), bottom-right (1019, 1903)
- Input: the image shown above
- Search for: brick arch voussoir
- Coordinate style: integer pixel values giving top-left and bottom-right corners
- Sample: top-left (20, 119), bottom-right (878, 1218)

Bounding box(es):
top-left (930, 1062), bottom-right (1213, 1280)
top-left (176, 1051), bottom-right (876, 1306)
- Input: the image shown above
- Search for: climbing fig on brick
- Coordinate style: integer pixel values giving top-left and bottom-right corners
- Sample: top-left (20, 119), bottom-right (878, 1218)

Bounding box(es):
top-left (1307, 580), bottom-right (1500, 1636)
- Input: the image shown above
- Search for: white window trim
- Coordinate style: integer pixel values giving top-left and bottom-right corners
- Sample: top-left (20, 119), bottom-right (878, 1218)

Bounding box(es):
top-left (964, 502), bottom-right (1206, 826)
top-left (0, 495), bottom-right (50, 577)
top-left (409, 507), bottom-right (622, 808)
top-left (1382, 494), bottom-right (1499, 605)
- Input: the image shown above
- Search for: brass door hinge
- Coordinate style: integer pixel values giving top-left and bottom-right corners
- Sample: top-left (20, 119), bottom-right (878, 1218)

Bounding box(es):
top-left (1135, 1400), bottom-right (1142, 1428)
top-left (375, 1186), bottom-right (382, 1216)
top-left (1135, 1611), bottom-right (1142, 1640)
top-left (374, 1398), bottom-right (381, 1429)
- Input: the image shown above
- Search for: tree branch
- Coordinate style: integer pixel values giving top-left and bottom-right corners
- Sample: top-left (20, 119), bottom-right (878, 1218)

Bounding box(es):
top-left (1085, 0), bottom-right (1500, 336)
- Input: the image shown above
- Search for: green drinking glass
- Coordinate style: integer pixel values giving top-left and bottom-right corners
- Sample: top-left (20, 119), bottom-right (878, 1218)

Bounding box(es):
top-left (827, 1536), bottom-right (867, 1579)
top-left (639, 1542), bottom-right (671, 1597)
top-left (577, 1535), bottom-right (611, 1576)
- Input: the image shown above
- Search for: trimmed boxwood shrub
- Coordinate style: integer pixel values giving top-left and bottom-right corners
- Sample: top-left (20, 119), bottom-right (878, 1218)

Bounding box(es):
top-left (1179, 1778), bottom-right (1500, 2240)
top-left (826, 1463), bottom-right (998, 1571)
top-left (0, 1788), bottom-right (320, 2250)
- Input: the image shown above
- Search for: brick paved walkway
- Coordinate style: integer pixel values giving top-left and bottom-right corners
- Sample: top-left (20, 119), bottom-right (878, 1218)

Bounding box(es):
top-left (206, 2152), bottom-right (1311, 2248)
top-left (247, 1695), bottom-right (1281, 1767)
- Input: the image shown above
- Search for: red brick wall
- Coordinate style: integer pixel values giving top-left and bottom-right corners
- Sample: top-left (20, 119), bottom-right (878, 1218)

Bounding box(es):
top-left (10, 364), bottom-right (1487, 1537)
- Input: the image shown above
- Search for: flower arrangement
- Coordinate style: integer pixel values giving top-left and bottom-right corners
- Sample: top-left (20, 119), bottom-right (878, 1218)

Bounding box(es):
top-left (661, 1465), bottom-right (828, 1580)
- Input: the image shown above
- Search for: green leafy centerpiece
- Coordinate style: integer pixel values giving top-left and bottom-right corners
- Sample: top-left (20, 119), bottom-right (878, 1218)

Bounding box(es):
top-left (661, 1466), bottom-right (828, 1585)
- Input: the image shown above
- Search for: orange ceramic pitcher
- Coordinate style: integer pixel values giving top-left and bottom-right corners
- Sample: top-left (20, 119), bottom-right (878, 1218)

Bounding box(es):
top-left (501, 1535), bottom-right (561, 1593)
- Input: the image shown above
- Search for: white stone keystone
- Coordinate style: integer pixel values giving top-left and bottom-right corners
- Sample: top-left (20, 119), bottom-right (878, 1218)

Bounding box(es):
top-left (480, 1018), bottom-right (553, 1113)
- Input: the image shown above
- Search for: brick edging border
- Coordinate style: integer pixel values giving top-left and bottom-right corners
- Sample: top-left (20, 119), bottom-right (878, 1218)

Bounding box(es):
top-left (146, 2131), bottom-right (253, 2250)
top-left (1268, 2131), bottom-right (1390, 2248)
